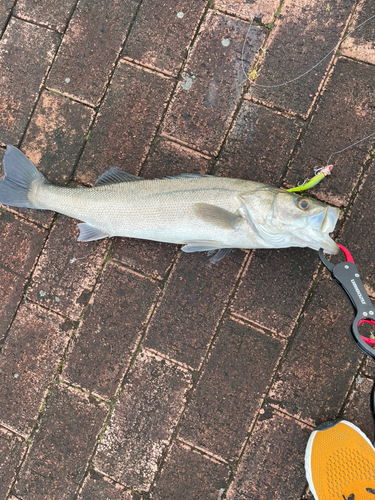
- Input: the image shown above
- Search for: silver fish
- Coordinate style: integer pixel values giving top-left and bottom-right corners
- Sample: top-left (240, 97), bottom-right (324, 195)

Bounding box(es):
top-left (0, 146), bottom-right (339, 262)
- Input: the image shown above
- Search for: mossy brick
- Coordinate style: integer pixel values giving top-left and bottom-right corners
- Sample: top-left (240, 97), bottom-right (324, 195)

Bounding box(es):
top-left (151, 441), bottom-right (230, 500)
top-left (285, 58), bottom-right (375, 207)
top-left (94, 351), bottom-right (191, 491)
top-left (27, 215), bottom-right (109, 320)
top-left (216, 101), bottom-right (302, 184)
top-left (0, 301), bottom-right (73, 437)
top-left (226, 410), bottom-right (311, 500)
top-left (14, 0), bottom-right (76, 33)
top-left (179, 317), bottom-right (284, 462)
top-left (144, 249), bottom-right (246, 371)
top-left (123, 0), bottom-right (207, 76)
top-left (15, 384), bottom-right (108, 500)
top-left (63, 262), bottom-right (160, 401)
top-left (75, 61), bottom-right (174, 185)
top-left (46, 0), bottom-right (140, 106)
top-left (268, 279), bottom-right (363, 425)
top-left (162, 11), bottom-right (265, 155)
top-left (0, 18), bottom-right (59, 145)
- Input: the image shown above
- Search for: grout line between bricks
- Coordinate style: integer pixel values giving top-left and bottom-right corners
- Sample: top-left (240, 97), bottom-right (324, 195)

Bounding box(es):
top-left (69, 265), bottom-right (167, 498)
top-left (219, 262), bottom-right (330, 498)
top-left (144, 251), bottom-right (253, 495)
top-left (68, 0), bottom-right (147, 184)
top-left (137, 0), bottom-right (215, 177)
top-left (10, 13), bottom-right (61, 33)
top-left (2, 0), bottom-right (374, 498)
top-left (175, 437), bottom-right (229, 465)
top-left (14, 0), bottom-right (82, 150)
top-left (0, 219), bottom-right (53, 350)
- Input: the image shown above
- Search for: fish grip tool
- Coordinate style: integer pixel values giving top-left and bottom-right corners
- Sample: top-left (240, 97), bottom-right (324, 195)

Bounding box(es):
top-left (319, 244), bottom-right (375, 442)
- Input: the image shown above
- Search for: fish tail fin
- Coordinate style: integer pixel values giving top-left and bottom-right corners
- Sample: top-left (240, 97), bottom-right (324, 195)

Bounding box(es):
top-left (0, 145), bottom-right (47, 208)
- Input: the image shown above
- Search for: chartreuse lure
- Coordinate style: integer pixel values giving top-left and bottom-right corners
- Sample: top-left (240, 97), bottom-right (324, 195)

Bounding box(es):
top-left (287, 165), bottom-right (333, 193)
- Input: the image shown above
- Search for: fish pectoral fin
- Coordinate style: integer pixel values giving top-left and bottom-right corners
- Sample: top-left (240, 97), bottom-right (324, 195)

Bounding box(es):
top-left (77, 223), bottom-right (110, 242)
top-left (181, 240), bottom-right (224, 253)
top-left (94, 168), bottom-right (143, 187)
top-left (194, 203), bottom-right (242, 230)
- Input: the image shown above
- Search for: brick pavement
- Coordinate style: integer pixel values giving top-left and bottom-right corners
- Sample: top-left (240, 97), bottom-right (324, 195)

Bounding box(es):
top-left (0, 0), bottom-right (375, 499)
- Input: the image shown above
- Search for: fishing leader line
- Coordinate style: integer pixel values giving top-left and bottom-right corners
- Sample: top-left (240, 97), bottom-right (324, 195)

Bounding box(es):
top-left (241, 7), bottom-right (375, 89)
top-left (239, 3), bottom-right (375, 190)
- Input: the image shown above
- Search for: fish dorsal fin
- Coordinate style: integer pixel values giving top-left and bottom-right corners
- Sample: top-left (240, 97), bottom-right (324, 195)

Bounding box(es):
top-left (194, 203), bottom-right (242, 230)
top-left (163, 173), bottom-right (212, 180)
top-left (77, 223), bottom-right (110, 242)
top-left (94, 168), bottom-right (143, 187)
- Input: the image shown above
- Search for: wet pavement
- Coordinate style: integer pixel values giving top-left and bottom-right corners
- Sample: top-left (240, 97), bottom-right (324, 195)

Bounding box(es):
top-left (0, 0), bottom-right (374, 498)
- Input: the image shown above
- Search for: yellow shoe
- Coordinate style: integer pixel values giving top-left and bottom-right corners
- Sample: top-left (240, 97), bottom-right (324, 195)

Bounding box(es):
top-left (305, 420), bottom-right (375, 500)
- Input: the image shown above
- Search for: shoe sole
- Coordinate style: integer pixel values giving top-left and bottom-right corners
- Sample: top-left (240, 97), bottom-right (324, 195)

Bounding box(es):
top-left (305, 420), bottom-right (375, 500)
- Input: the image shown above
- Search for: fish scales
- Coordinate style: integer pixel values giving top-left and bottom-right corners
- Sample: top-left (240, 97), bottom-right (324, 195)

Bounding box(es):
top-left (31, 177), bottom-right (259, 245)
top-left (0, 146), bottom-right (340, 260)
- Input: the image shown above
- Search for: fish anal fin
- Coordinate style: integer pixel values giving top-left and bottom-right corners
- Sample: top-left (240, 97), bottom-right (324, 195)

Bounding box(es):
top-left (181, 240), bottom-right (223, 253)
top-left (94, 168), bottom-right (143, 187)
top-left (77, 223), bottom-right (110, 242)
top-left (194, 203), bottom-right (242, 230)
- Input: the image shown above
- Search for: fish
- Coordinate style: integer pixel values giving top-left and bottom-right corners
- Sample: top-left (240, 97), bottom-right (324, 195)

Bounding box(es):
top-left (0, 145), bottom-right (340, 262)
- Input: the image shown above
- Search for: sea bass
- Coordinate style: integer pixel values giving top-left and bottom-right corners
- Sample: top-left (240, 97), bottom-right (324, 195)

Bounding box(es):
top-left (0, 146), bottom-right (339, 262)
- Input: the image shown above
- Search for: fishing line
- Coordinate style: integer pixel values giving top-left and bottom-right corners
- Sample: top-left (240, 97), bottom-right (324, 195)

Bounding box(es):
top-left (241, 7), bottom-right (375, 89)
top-left (240, 4), bottom-right (375, 191)
top-left (241, 0), bottom-right (262, 82)
top-left (326, 131), bottom-right (375, 165)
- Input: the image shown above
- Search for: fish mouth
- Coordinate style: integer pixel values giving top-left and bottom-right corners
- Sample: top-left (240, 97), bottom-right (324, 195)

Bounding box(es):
top-left (305, 206), bottom-right (340, 254)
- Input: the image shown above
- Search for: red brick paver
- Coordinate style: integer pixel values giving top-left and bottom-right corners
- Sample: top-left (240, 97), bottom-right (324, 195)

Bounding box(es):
top-left (94, 351), bottom-right (191, 490)
top-left (63, 262), bottom-right (160, 400)
top-left (75, 60), bottom-right (174, 184)
top-left (0, 2), bottom-right (375, 499)
top-left (14, 0), bottom-right (76, 33)
top-left (46, 0), bottom-right (140, 107)
top-left (22, 90), bottom-right (94, 185)
top-left (144, 251), bottom-right (245, 370)
top-left (163, 11), bottom-right (265, 155)
top-left (0, 18), bottom-right (59, 145)
top-left (78, 472), bottom-right (133, 500)
top-left (250, 0), bottom-right (355, 118)
top-left (285, 57), bottom-right (375, 206)
top-left (226, 410), bottom-right (312, 500)
top-left (179, 317), bottom-right (284, 462)
top-left (151, 441), bottom-right (230, 500)
top-left (27, 215), bottom-right (109, 320)
top-left (123, 0), bottom-right (207, 76)
top-left (0, 427), bottom-right (26, 499)
top-left (15, 384), bottom-right (108, 500)
top-left (0, 301), bottom-right (73, 436)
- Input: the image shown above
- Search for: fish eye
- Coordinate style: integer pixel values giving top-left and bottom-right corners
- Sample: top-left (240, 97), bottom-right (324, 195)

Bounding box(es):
top-left (296, 198), bottom-right (311, 210)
